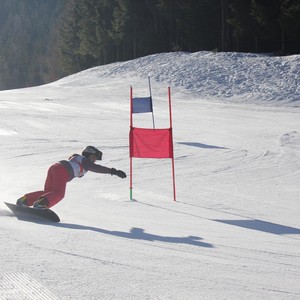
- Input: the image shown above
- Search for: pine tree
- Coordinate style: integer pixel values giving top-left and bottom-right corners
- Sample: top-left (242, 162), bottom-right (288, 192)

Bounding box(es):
top-left (59, 0), bottom-right (83, 74)
top-left (279, 0), bottom-right (300, 53)
top-left (109, 0), bottom-right (129, 60)
top-left (251, 0), bottom-right (282, 52)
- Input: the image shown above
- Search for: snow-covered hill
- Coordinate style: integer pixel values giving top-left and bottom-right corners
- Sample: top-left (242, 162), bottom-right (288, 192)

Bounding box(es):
top-left (56, 51), bottom-right (300, 105)
top-left (0, 51), bottom-right (299, 299)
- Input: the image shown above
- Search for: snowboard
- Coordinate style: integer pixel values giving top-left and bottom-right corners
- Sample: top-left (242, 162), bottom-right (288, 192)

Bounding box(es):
top-left (4, 202), bottom-right (60, 223)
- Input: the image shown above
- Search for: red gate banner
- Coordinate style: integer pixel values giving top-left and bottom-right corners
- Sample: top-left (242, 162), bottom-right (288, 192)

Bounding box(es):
top-left (130, 127), bottom-right (173, 159)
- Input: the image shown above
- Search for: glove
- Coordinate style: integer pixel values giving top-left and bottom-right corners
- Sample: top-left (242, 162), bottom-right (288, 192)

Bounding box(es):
top-left (111, 168), bottom-right (127, 179)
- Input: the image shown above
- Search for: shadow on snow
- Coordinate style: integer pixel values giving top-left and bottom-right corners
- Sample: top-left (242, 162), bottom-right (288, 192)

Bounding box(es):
top-left (54, 223), bottom-right (214, 248)
top-left (178, 142), bottom-right (228, 149)
top-left (214, 219), bottom-right (300, 235)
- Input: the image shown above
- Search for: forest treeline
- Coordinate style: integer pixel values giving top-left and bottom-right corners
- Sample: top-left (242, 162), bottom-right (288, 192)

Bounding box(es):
top-left (0, 0), bottom-right (299, 90)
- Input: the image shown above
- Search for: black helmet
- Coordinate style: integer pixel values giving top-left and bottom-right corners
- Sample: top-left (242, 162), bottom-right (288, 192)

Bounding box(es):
top-left (82, 146), bottom-right (103, 160)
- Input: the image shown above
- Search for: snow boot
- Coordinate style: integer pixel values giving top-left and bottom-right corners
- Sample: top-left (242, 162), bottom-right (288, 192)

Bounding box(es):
top-left (33, 197), bottom-right (49, 209)
top-left (16, 196), bottom-right (28, 206)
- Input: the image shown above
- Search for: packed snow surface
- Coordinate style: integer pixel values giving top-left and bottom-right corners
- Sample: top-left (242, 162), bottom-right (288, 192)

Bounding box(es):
top-left (0, 51), bottom-right (299, 299)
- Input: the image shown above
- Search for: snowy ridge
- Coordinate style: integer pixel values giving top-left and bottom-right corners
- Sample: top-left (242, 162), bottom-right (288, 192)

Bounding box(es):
top-left (54, 51), bottom-right (300, 106)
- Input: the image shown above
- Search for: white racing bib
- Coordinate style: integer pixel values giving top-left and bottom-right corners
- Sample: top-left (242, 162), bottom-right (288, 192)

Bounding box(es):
top-left (69, 155), bottom-right (88, 178)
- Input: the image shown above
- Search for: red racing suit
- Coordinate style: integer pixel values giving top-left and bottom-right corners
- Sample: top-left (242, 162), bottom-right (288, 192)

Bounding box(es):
top-left (24, 154), bottom-right (112, 208)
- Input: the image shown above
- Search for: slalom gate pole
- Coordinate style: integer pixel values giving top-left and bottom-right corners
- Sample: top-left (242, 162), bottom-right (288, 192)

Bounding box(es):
top-left (168, 87), bottom-right (176, 201)
top-left (130, 86), bottom-right (133, 200)
top-left (148, 76), bottom-right (155, 129)
top-left (130, 157), bottom-right (133, 200)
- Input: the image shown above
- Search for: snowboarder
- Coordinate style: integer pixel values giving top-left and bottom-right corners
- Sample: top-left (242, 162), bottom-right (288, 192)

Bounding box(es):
top-left (16, 146), bottom-right (126, 208)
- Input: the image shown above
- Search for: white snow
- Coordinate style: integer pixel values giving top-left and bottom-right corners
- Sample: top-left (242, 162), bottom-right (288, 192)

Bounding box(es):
top-left (0, 51), bottom-right (299, 299)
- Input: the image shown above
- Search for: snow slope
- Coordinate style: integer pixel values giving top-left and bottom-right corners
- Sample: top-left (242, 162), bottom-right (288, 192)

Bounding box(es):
top-left (0, 51), bottom-right (300, 299)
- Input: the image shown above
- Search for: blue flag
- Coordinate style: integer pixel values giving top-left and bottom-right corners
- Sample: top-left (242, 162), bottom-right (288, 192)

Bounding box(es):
top-left (132, 97), bottom-right (153, 113)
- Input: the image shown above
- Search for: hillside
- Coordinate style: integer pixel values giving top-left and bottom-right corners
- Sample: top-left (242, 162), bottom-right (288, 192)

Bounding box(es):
top-left (0, 52), bottom-right (299, 299)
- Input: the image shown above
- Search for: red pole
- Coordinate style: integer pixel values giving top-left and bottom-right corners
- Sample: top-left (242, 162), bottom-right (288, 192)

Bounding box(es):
top-left (168, 87), bottom-right (176, 201)
top-left (171, 152), bottom-right (176, 202)
top-left (130, 86), bottom-right (133, 127)
top-left (130, 86), bottom-right (133, 200)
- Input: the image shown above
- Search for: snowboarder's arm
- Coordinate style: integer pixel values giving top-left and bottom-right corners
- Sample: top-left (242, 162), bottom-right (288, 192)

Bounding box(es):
top-left (83, 159), bottom-right (126, 178)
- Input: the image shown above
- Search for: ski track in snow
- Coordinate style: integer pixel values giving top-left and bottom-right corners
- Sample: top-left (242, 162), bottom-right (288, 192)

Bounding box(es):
top-left (0, 272), bottom-right (59, 300)
top-left (0, 51), bottom-right (300, 299)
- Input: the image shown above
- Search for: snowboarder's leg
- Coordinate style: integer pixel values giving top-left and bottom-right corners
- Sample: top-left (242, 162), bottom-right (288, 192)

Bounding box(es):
top-left (17, 163), bottom-right (68, 208)
top-left (17, 164), bottom-right (56, 206)
top-left (41, 163), bottom-right (69, 208)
